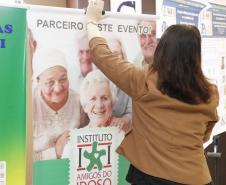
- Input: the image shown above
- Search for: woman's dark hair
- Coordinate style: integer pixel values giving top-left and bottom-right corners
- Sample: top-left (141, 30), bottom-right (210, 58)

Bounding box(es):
top-left (152, 24), bottom-right (211, 104)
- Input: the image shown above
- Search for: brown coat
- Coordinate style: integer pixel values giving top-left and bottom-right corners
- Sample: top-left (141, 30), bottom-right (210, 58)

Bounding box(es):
top-left (89, 37), bottom-right (219, 185)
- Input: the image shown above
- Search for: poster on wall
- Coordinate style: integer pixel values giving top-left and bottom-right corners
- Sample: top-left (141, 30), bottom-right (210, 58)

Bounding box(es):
top-left (156, 0), bottom-right (206, 37)
top-left (27, 6), bottom-right (157, 185)
top-left (0, 5), bottom-right (27, 185)
top-left (1, 0), bottom-right (23, 4)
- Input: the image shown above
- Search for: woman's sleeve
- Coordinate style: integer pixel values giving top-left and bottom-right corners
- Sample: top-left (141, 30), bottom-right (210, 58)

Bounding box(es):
top-left (89, 37), bottom-right (146, 99)
top-left (203, 111), bottom-right (219, 143)
top-left (203, 87), bottom-right (219, 143)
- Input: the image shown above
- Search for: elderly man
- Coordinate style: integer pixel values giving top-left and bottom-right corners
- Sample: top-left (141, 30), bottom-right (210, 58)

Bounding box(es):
top-left (134, 20), bottom-right (157, 67)
top-left (71, 34), bottom-right (93, 91)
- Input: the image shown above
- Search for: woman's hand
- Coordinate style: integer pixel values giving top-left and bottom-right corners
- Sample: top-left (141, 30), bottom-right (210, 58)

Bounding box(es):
top-left (86, 0), bottom-right (105, 23)
top-left (55, 130), bottom-right (70, 159)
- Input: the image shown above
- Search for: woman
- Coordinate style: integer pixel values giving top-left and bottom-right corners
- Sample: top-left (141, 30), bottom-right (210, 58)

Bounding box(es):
top-left (62, 69), bottom-right (125, 157)
top-left (80, 69), bottom-right (117, 128)
top-left (33, 48), bottom-right (82, 161)
top-left (85, 1), bottom-right (219, 185)
top-left (80, 69), bottom-right (126, 129)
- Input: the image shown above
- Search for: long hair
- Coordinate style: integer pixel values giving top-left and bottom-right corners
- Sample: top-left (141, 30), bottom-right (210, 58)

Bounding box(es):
top-left (152, 24), bottom-right (211, 104)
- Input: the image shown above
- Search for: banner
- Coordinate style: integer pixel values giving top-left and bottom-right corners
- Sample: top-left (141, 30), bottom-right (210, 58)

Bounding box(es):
top-left (27, 6), bottom-right (157, 185)
top-left (0, 5), bottom-right (27, 185)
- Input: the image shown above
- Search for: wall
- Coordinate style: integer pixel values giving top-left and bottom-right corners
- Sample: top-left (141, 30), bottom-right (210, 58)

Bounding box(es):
top-left (24, 0), bottom-right (66, 7)
top-left (142, 0), bottom-right (155, 14)
top-left (22, 0), bottom-right (226, 11)
top-left (208, 0), bottom-right (226, 6)
top-left (24, 0), bottom-right (155, 14)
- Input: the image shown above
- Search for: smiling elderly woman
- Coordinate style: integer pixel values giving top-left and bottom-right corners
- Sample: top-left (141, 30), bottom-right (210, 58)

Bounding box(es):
top-left (61, 70), bottom-right (125, 159)
top-left (32, 48), bottom-right (82, 161)
top-left (79, 69), bottom-right (119, 128)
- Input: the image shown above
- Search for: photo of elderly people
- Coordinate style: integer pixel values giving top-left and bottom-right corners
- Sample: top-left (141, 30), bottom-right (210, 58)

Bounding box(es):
top-left (31, 36), bottom-right (132, 161)
top-left (72, 34), bottom-right (132, 130)
top-left (62, 69), bottom-right (126, 158)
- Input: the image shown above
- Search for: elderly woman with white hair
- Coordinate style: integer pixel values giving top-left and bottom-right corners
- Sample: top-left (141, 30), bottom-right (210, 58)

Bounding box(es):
top-left (33, 48), bottom-right (82, 161)
top-left (80, 69), bottom-right (126, 129)
top-left (62, 69), bottom-right (125, 158)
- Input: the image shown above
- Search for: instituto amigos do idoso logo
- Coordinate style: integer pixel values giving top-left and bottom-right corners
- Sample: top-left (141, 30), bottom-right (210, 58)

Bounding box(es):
top-left (69, 127), bottom-right (124, 185)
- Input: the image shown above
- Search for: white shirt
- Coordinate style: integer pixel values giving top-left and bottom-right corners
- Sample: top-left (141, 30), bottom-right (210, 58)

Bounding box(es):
top-left (33, 88), bottom-right (81, 161)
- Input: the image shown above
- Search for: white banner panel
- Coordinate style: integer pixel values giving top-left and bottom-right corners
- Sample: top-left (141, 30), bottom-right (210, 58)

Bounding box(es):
top-left (28, 6), bottom-right (157, 185)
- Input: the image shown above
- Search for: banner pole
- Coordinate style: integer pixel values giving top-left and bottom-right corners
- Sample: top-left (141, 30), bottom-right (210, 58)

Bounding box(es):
top-left (28, 4), bottom-right (158, 21)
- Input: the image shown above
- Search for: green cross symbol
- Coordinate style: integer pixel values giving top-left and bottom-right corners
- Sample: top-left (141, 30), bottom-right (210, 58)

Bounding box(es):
top-left (84, 141), bottom-right (106, 171)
